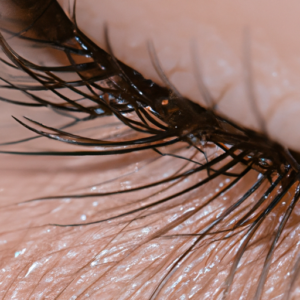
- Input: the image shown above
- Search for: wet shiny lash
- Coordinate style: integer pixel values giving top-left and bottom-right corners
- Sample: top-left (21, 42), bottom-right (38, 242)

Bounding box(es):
top-left (0, 1), bottom-right (300, 299)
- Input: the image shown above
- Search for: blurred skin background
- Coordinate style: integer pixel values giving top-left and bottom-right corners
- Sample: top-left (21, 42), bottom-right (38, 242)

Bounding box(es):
top-left (0, 0), bottom-right (300, 299)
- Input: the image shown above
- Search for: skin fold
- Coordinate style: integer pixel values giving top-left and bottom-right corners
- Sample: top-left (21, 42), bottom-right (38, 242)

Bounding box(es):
top-left (0, 1), bottom-right (300, 299)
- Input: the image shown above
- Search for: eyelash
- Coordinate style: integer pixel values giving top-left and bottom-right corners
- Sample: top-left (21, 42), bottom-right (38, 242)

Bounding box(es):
top-left (1, 1), bottom-right (300, 299)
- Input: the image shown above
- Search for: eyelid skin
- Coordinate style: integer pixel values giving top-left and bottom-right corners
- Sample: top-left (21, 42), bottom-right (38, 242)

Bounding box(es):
top-left (1, 1), bottom-right (300, 300)
top-left (63, 0), bottom-right (300, 152)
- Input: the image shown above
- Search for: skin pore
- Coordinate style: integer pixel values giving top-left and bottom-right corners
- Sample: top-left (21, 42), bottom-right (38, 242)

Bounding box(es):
top-left (1, 1), bottom-right (300, 299)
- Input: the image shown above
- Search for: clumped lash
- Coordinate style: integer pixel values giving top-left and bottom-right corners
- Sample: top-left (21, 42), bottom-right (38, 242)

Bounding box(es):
top-left (1, 0), bottom-right (300, 299)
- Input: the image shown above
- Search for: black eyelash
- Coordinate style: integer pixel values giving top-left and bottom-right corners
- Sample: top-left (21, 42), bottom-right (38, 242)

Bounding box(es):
top-left (1, 0), bottom-right (300, 299)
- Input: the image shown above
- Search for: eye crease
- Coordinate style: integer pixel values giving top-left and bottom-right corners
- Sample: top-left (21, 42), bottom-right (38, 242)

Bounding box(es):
top-left (0, 1), bottom-right (300, 300)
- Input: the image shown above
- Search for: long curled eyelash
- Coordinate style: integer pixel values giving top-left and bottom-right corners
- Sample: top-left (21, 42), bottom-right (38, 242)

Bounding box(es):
top-left (1, 0), bottom-right (300, 299)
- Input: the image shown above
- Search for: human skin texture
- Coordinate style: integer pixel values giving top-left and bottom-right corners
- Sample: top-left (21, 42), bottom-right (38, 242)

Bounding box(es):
top-left (67, 0), bottom-right (300, 152)
top-left (1, 1), bottom-right (300, 300)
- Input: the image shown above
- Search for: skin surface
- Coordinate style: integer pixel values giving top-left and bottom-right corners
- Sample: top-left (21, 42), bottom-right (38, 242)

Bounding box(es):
top-left (1, 1), bottom-right (300, 299)
top-left (66, 0), bottom-right (300, 152)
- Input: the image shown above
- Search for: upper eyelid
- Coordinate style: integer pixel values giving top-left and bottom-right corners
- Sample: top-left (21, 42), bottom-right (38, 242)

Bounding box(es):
top-left (70, 0), bottom-right (300, 153)
top-left (0, 0), bottom-right (299, 167)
